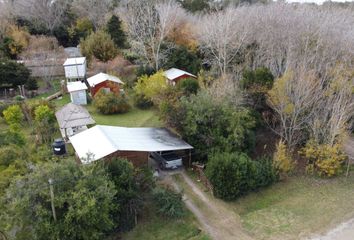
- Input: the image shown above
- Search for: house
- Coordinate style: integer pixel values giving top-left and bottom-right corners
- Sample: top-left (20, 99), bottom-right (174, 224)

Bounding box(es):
top-left (69, 125), bottom-right (193, 166)
top-left (67, 81), bottom-right (88, 105)
top-left (63, 57), bottom-right (87, 81)
top-left (164, 68), bottom-right (197, 86)
top-left (87, 72), bottom-right (124, 97)
top-left (55, 103), bottom-right (96, 141)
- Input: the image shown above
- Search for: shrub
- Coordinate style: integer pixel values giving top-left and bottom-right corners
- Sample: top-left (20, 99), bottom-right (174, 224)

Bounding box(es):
top-left (0, 145), bottom-right (22, 167)
top-left (177, 77), bottom-right (200, 95)
top-left (25, 78), bottom-right (38, 90)
top-left (34, 105), bottom-right (56, 143)
top-left (93, 90), bottom-right (131, 114)
top-left (135, 64), bottom-right (155, 77)
top-left (300, 140), bottom-right (347, 177)
top-left (273, 140), bottom-right (294, 179)
top-left (3, 105), bottom-right (23, 127)
top-left (152, 187), bottom-right (185, 218)
top-left (133, 92), bottom-right (153, 109)
top-left (206, 152), bottom-right (276, 200)
top-left (80, 30), bottom-right (118, 62)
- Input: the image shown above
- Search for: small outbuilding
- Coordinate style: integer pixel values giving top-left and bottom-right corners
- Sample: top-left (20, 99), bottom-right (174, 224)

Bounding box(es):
top-left (63, 57), bottom-right (87, 81)
top-left (55, 103), bottom-right (95, 140)
top-left (67, 81), bottom-right (88, 105)
top-left (164, 68), bottom-right (197, 86)
top-left (87, 72), bottom-right (124, 97)
top-left (69, 125), bottom-right (193, 166)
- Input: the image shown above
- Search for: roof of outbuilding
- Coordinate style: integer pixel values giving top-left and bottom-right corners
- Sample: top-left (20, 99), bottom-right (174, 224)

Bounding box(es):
top-left (63, 57), bottom-right (86, 66)
top-left (69, 125), bottom-right (193, 163)
top-left (67, 81), bottom-right (87, 92)
top-left (164, 68), bottom-right (196, 81)
top-left (87, 72), bottom-right (124, 87)
top-left (55, 103), bottom-right (95, 129)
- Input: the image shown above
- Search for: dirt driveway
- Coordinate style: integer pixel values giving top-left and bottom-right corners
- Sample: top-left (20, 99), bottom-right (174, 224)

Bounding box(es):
top-left (166, 171), bottom-right (253, 240)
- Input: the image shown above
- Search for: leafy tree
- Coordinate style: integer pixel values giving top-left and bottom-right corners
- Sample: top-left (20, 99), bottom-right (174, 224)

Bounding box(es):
top-left (80, 30), bottom-right (118, 62)
top-left (0, 60), bottom-right (31, 87)
top-left (1, 159), bottom-right (117, 240)
top-left (164, 46), bottom-right (202, 75)
top-left (25, 77), bottom-right (39, 90)
top-left (93, 90), bottom-right (131, 114)
top-left (178, 91), bottom-right (256, 159)
top-left (177, 77), bottom-right (200, 96)
top-left (206, 152), bottom-right (276, 200)
top-left (66, 17), bottom-right (94, 46)
top-left (134, 70), bottom-right (169, 105)
top-left (106, 15), bottom-right (127, 49)
top-left (105, 159), bottom-right (141, 231)
top-left (34, 105), bottom-right (56, 143)
top-left (152, 187), bottom-right (185, 218)
top-left (177, 0), bottom-right (211, 12)
top-left (241, 67), bottom-right (274, 111)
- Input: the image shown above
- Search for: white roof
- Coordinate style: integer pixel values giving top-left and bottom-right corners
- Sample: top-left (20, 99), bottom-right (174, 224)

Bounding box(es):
top-left (67, 81), bottom-right (87, 92)
top-left (87, 72), bottom-right (124, 87)
top-left (69, 125), bottom-right (193, 163)
top-left (164, 68), bottom-right (196, 81)
top-left (63, 57), bottom-right (86, 66)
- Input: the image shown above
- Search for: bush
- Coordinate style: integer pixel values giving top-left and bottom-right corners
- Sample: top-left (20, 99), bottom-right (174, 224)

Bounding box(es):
top-left (177, 78), bottom-right (200, 95)
top-left (206, 152), bottom-right (276, 200)
top-left (152, 187), bottom-right (185, 218)
top-left (273, 140), bottom-right (294, 179)
top-left (34, 105), bottom-right (56, 143)
top-left (0, 145), bottom-right (22, 167)
top-left (93, 90), bottom-right (131, 114)
top-left (80, 30), bottom-right (118, 63)
top-left (133, 92), bottom-right (153, 109)
top-left (3, 105), bottom-right (23, 126)
top-left (25, 78), bottom-right (39, 90)
top-left (135, 64), bottom-right (156, 78)
top-left (300, 140), bottom-right (347, 177)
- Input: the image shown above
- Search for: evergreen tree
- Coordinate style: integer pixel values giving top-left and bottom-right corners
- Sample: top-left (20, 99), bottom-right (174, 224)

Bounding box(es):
top-left (106, 15), bottom-right (127, 49)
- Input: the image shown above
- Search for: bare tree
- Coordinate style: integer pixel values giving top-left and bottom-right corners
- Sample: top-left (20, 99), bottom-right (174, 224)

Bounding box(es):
top-left (118, 0), bottom-right (184, 70)
top-left (71, 0), bottom-right (114, 29)
top-left (197, 6), bottom-right (250, 76)
top-left (266, 70), bottom-right (322, 149)
top-left (309, 65), bottom-right (354, 145)
top-left (11, 0), bottom-right (71, 33)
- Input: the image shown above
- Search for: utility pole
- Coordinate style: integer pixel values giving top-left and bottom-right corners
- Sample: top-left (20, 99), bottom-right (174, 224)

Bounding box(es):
top-left (48, 178), bottom-right (57, 222)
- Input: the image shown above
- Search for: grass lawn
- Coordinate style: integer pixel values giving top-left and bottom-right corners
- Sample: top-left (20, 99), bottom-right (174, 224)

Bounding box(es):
top-left (224, 174), bottom-right (354, 240)
top-left (85, 104), bottom-right (162, 127)
top-left (121, 202), bottom-right (210, 240)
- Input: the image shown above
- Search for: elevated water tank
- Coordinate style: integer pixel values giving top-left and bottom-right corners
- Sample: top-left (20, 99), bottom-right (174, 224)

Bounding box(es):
top-left (52, 138), bottom-right (66, 156)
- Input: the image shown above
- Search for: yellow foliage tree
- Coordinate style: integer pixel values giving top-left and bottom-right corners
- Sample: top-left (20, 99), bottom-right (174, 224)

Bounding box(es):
top-left (6, 26), bottom-right (30, 57)
top-left (300, 140), bottom-right (347, 177)
top-left (273, 140), bottom-right (294, 179)
top-left (134, 70), bottom-right (169, 105)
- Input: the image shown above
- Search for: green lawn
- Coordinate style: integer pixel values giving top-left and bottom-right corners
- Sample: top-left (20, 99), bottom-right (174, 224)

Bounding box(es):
top-left (121, 202), bottom-right (210, 240)
top-left (227, 174), bottom-right (354, 239)
top-left (85, 104), bottom-right (162, 127)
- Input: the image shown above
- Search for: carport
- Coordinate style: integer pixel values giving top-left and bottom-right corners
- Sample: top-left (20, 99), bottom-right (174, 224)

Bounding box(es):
top-left (69, 125), bottom-right (193, 166)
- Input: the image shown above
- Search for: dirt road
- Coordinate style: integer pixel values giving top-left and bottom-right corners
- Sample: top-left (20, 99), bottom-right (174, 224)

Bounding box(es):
top-left (308, 217), bottom-right (354, 240)
top-left (168, 171), bottom-right (253, 240)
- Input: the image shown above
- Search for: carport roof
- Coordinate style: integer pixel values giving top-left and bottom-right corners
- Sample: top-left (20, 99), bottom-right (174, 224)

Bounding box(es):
top-left (69, 125), bottom-right (193, 163)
